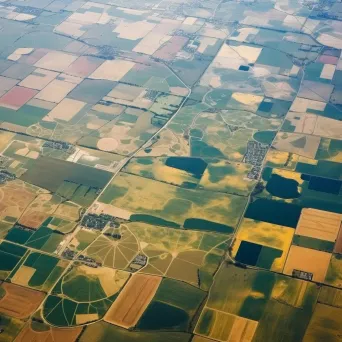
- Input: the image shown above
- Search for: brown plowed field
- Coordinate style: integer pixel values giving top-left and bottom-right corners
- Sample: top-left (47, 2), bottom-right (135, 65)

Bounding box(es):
top-left (15, 321), bottom-right (82, 342)
top-left (104, 273), bottom-right (161, 328)
top-left (334, 225), bottom-right (342, 254)
top-left (0, 283), bottom-right (45, 319)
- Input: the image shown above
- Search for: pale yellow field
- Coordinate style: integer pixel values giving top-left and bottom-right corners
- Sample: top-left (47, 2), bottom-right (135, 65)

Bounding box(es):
top-left (0, 131), bottom-right (15, 152)
top-left (283, 245), bottom-right (331, 282)
top-left (114, 20), bottom-right (156, 40)
top-left (46, 98), bottom-right (86, 122)
top-left (133, 32), bottom-right (171, 55)
top-left (35, 51), bottom-right (77, 72)
top-left (295, 208), bottom-right (342, 242)
top-left (90, 60), bottom-right (135, 81)
top-left (35, 79), bottom-right (76, 103)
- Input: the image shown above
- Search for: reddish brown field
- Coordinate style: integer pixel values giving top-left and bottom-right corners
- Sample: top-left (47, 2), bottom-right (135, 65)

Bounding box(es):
top-left (0, 283), bottom-right (45, 319)
top-left (334, 226), bottom-right (342, 254)
top-left (153, 36), bottom-right (188, 61)
top-left (15, 321), bottom-right (82, 342)
top-left (0, 86), bottom-right (38, 110)
top-left (65, 56), bottom-right (103, 78)
top-left (318, 55), bottom-right (339, 65)
top-left (104, 274), bottom-right (161, 328)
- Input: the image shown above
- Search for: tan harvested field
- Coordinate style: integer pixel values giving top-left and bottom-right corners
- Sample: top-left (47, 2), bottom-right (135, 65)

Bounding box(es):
top-left (0, 180), bottom-right (38, 220)
top-left (0, 283), bottom-right (45, 319)
top-left (228, 315), bottom-right (258, 342)
top-left (295, 209), bottom-right (342, 242)
top-left (76, 313), bottom-right (99, 325)
top-left (14, 321), bottom-right (82, 342)
top-left (34, 51), bottom-right (77, 72)
top-left (46, 98), bottom-right (86, 121)
top-left (89, 60), bottom-right (135, 81)
top-left (104, 274), bottom-right (161, 328)
top-left (133, 32), bottom-right (172, 55)
top-left (19, 68), bottom-right (58, 90)
top-left (283, 245), bottom-right (331, 282)
top-left (114, 20), bottom-right (156, 40)
top-left (285, 112), bottom-right (342, 139)
top-left (11, 266), bottom-right (35, 286)
top-left (35, 79), bottom-right (76, 103)
top-left (334, 226), bottom-right (342, 254)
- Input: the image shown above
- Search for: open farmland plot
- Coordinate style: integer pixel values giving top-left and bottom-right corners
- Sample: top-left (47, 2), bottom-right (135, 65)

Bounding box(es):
top-left (232, 219), bottom-right (294, 272)
top-left (98, 172), bottom-right (246, 233)
top-left (18, 194), bottom-right (63, 229)
top-left (0, 179), bottom-right (40, 222)
top-left (295, 209), bottom-right (342, 246)
top-left (257, 167), bottom-right (342, 214)
top-left (11, 251), bottom-right (68, 291)
top-left (84, 224), bottom-right (140, 269)
top-left (0, 313), bottom-right (24, 342)
top-left (204, 264), bottom-right (275, 321)
top-left (98, 221), bottom-right (229, 288)
top-left (272, 132), bottom-right (321, 159)
top-left (0, 283), bottom-right (45, 319)
top-left (303, 303), bottom-right (342, 342)
top-left (24, 219), bottom-right (66, 254)
top-left (20, 156), bottom-right (112, 195)
top-left (104, 273), bottom-right (161, 329)
top-left (0, 241), bottom-right (27, 279)
top-left (15, 320), bottom-right (82, 342)
top-left (124, 157), bottom-right (256, 195)
top-left (315, 138), bottom-right (342, 162)
top-left (325, 254), bottom-right (342, 288)
top-left (123, 157), bottom-right (203, 188)
top-left (43, 264), bottom-right (129, 326)
top-left (137, 278), bottom-right (206, 331)
top-left (79, 107), bottom-right (162, 155)
top-left (80, 321), bottom-right (191, 342)
top-left (195, 309), bottom-right (258, 342)
top-left (203, 263), bottom-right (319, 341)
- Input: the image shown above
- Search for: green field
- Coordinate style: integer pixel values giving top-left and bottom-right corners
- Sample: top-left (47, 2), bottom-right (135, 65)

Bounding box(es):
top-left (0, 241), bottom-right (27, 279)
top-left (80, 321), bottom-right (191, 342)
top-left (11, 251), bottom-right (67, 291)
top-left (137, 278), bottom-right (206, 331)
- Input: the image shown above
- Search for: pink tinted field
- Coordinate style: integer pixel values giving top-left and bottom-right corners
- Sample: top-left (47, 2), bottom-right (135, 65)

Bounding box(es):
top-left (0, 86), bottom-right (38, 110)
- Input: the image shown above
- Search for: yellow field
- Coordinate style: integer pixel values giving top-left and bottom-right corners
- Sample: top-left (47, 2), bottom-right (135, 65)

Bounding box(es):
top-left (232, 219), bottom-right (294, 272)
top-left (99, 172), bottom-right (246, 229)
top-left (195, 308), bottom-right (258, 342)
top-left (104, 274), bottom-right (161, 328)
